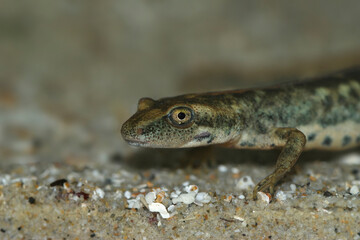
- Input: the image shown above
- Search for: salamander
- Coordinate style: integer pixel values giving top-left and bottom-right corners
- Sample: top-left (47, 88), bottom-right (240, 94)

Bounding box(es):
top-left (121, 67), bottom-right (360, 199)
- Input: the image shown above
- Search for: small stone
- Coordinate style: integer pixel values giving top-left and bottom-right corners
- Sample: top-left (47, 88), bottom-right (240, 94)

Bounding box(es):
top-left (290, 184), bottom-right (297, 192)
top-left (184, 185), bottom-right (199, 194)
top-left (218, 165), bottom-right (228, 172)
top-left (148, 202), bottom-right (170, 219)
top-left (127, 198), bottom-right (142, 209)
top-left (195, 192), bottom-right (211, 205)
top-left (275, 191), bottom-right (287, 201)
top-left (323, 191), bottom-right (333, 197)
top-left (167, 204), bottom-right (176, 212)
top-left (234, 216), bottom-right (245, 221)
top-left (28, 197), bottom-right (36, 204)
top-left (350, 185), bottom-right (359, 195)
top-left (238, 194), bottom-right (245, 200)
top-left (172, 192), bottom-right (196, 205)
top-left (124, 191), bottom-right (131, 199)
top-left (257, 192), bottom-right (270, 204)
top-left (49, 179), bottom-right (68, 187)
top-left (236, 176), bottom-right (255, 190)
top-left (145, 191), bottom-right (156, 204)
top-left (339, 153), bottom-right (360, 165)
top-left (92, 187), bottom-right (105, 200)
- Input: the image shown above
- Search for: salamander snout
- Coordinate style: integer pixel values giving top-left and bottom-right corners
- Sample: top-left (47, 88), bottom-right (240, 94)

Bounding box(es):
top-left (121, 120), bottom-right (149, 147)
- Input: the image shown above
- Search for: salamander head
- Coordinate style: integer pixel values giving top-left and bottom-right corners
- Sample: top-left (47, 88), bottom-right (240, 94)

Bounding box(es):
top-left (121, 95), bottom-right (237, 148)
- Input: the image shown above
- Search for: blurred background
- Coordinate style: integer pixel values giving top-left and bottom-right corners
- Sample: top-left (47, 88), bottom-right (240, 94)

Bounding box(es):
top-left (1, 0), bottom-right (360, 157)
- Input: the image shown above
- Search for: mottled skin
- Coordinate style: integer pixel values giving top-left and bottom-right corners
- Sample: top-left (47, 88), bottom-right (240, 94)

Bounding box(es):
top-left (121, 67), bottom-right (360, 199)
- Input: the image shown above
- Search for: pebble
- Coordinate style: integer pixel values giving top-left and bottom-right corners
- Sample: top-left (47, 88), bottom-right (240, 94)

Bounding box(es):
top-left (218, 165), bottom-right (228, 172)
top-left (124, 191), bottom-right (131, 199)
top-left (275, 191), bottom-right (287, 201)
top-left (236, 176), bottom-right (255, 190)
top-left (148, 202), bottom-right (170, 219)
top-left (350, 185), bottom-right (359, 195)
top-left (172, 192), bottom-right (196, 205)
top-left (195, 192), bottom-right (211, 205)
top-left (92, 187), bottom-right (105, 200)
top-left (339, 153), bottom-right (360, 165)
top-left (145, 191), bottom-right (156, 204)
top-left (127, 198), bottom-right (142, 209)
top-left (257, 192), bottom-right (270, 204)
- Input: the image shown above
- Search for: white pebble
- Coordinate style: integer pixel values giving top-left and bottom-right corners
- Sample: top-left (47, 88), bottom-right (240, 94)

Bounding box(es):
top-left (195, 192), bottom-right (211, 205)
top-left (127, 199), bottom-right (142, 209)
top-left (257, 192), bottom-right (270, 204)
top-left (233, 216), bottom-right (245, 221)
top-left (172, 192), bottom-right (196, 205)
top-left (231, 167), bottom-right (240, 174)
top-left (167, 204), bottom-right (176, 212)
top-left (236, 176), bottom-right (255, 190)
top-left (238, 194), bottom-right (245, 200)
top-left (145, 191), bottom-right (156, 204)
top-left (170, 191), bottom-right (179, 199)
top-left (275, 191), bottom-right (287, 201)
top-left (290, 184), bottom-right (297, 192)
top-left (350, 185), bottom-right (359, 195)
top-left (114, 190), bottom-right (122, 199)
top-left (148, 202), bottom-right (170, 219)
top-left (184, 185), bottom-right (199, 194)
top-left (339, 153), bottom-right (360, 165)
top-left (218, 165), bottom-right (228, 172)
top-left (92, 187), bottom-right (105, 200)
top-left (124, 191), bottom-right (132, 199)
top-left (182, 181), bottom-right (190, 186)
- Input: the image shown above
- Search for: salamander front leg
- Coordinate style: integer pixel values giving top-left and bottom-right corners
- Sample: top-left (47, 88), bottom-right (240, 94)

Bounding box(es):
top-left (252, 128), bottom-right (306, 200)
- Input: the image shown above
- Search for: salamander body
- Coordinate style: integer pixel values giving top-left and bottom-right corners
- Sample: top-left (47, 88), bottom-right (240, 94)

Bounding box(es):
top-left (121, 67), bottom-right (360, 198)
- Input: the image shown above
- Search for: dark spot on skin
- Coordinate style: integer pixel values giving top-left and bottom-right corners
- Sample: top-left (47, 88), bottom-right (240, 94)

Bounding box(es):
top-left (349, 88), bottom-right (359, 100)
top-left (225, 129), bottom-right (231, 136)
top-left (245, 142), bottom-right (255, 147)
top-left (255, 120), bottom-right (268, 134)
top-left (322, 136), bottom-right (332, 146)
top-left (322, 95), bottom-right (333, 111)
top-left (338, 95), bottom-right (346, 104)
top-left (239, 141), bottom-right (255, 147)
top-left (342, 135), bottom-right (351, 147)
top-left (194, 132), bottom-right (211, 141)
top-left (207, 135), bottom-right (215, 144)
top-left (270, 143), bottom-right (275, 147)
top-left (307, 133), bottom-right (316, 141)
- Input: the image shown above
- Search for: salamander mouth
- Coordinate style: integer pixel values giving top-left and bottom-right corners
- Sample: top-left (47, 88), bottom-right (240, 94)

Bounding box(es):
top-left (125, 139), bottom-right (149, 147)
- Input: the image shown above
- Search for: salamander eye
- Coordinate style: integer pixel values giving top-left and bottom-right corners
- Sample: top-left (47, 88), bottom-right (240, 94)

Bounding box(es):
top-left (168, 107), bottom-right (194, 128)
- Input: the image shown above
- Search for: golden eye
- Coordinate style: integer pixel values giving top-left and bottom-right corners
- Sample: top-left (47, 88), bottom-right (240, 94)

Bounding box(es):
top-left (168, 107), bottom-right (194, 128)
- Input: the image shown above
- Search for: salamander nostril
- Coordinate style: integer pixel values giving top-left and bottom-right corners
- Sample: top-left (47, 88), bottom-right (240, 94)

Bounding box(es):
top-left (137, 128), bottom-right (144, 135)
